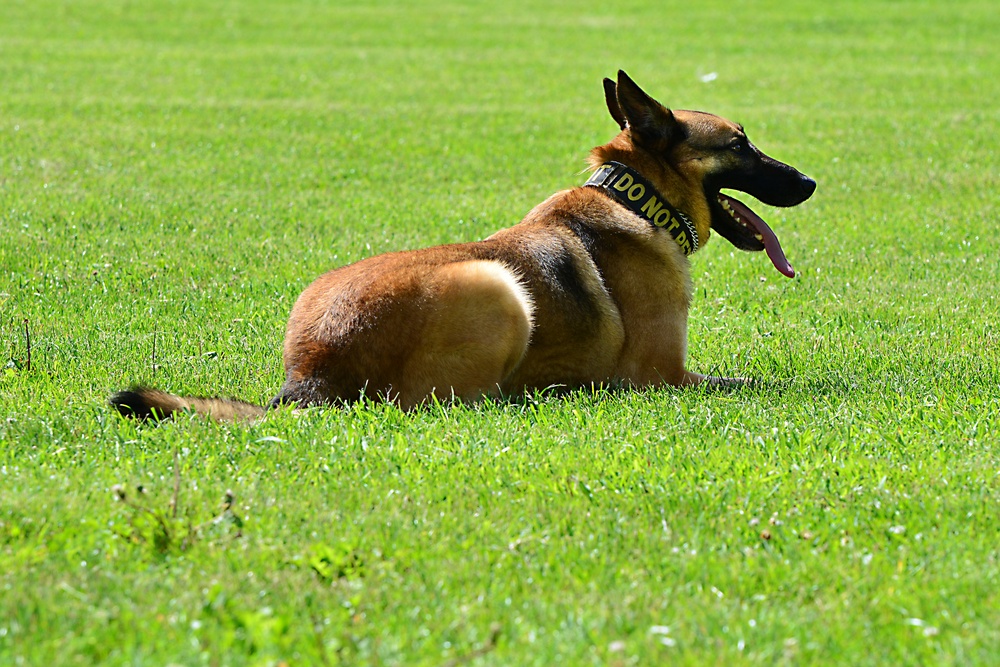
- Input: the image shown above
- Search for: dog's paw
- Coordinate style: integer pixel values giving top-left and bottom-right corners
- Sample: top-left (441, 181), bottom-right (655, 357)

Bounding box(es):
top-left (715, 377), bottom-right (747, 389)
top-left (680, 371), bottom-right (754, 389)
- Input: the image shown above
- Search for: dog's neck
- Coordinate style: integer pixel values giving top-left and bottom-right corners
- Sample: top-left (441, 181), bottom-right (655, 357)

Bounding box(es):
top-left (584, 161), bottom-right (700, 255)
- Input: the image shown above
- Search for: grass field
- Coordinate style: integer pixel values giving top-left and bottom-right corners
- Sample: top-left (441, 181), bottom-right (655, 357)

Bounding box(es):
top-left (2, 0), bottom-right (999, 664)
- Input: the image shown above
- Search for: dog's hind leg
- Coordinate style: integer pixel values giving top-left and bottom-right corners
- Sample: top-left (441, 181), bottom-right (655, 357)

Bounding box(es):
top-left (397, 260), bottom-right (534, 408)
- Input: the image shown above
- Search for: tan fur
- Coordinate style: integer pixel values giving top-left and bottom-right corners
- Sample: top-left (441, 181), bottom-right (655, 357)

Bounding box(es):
top-left (111, 388), bottom-right (265, 421)
top-left (110, 71), bottom-right (814, 421)
top-left (397, 260), bottom-right (534, 406)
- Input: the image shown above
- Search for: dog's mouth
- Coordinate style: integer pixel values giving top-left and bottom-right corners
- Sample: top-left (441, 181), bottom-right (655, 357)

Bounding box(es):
top-left (712, 192), bottom-right (795, 278)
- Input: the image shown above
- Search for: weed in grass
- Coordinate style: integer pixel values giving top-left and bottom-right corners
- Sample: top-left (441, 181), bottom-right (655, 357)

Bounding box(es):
top-left (109, 443), bottom-right (243, 559)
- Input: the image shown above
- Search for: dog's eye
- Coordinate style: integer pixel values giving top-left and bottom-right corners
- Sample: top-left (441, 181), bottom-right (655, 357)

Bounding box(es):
top-left (729, 142), bottom-right (742, 152)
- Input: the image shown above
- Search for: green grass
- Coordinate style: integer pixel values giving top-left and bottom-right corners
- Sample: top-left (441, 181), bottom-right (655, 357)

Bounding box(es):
top-left (2, 0), bottom-right (999, 664)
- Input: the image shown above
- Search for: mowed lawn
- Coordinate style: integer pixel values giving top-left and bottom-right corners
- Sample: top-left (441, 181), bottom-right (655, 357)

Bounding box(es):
top-left (1, 0), bottom-right (998, 664)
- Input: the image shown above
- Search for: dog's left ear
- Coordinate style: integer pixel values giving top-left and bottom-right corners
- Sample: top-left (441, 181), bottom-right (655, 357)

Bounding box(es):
top-left (615, 70), bottom-right (679, 149)
top-left (603, 78), bottom-right (627, 130)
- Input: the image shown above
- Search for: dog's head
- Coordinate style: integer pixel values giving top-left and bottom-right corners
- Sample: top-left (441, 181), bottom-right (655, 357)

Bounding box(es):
top-left (597, 71), bottom-right (816, 277)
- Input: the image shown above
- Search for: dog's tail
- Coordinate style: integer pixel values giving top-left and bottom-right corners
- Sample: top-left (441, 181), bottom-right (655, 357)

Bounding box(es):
top-left (110, 387), bottom-right (267, 422)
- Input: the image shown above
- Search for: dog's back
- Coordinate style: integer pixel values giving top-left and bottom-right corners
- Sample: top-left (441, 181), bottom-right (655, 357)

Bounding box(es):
top-left (274, 189), bottom-right (638, 407)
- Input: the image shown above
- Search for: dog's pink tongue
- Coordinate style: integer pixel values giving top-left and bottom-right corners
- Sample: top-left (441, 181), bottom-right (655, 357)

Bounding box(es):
top-left (721, 194), bottom-right (795, 278)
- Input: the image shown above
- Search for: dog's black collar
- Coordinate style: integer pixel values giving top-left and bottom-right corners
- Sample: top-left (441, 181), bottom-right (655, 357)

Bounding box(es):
top-left (584, 161), bottom-right (699, 255)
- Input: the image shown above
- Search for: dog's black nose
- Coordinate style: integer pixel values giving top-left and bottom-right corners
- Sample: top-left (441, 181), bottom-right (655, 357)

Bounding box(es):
top-left (800, 176), bottom-right (817, 198)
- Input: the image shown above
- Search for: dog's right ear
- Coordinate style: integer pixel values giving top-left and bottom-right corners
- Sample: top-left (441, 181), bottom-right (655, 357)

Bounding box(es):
top-left (615, 70), bottom-right (679, 149)
top-left (603, 78), bottom-right (627, 130)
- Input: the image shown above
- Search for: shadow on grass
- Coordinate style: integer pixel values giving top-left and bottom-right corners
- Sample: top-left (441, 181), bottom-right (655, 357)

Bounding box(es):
top-left (106, 371), bottom-right (868, 427)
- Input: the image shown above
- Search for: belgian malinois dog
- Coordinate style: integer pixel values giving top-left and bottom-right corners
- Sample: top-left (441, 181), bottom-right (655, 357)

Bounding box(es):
top-left (111, 71), bottom-right (815, 420)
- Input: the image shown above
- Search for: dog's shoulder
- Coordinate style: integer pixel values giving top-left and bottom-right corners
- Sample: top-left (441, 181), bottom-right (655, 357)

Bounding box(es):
top-left (499, 184), bottom-right (684, 264)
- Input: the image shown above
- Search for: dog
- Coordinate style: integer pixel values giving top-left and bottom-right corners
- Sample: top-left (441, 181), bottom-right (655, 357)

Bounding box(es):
top-left (111, 71), bottom-right (815, 420)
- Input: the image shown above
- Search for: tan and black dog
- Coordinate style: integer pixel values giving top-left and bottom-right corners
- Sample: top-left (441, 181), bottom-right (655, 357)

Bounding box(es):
top-left (111, 70), bottom-right (815, 420)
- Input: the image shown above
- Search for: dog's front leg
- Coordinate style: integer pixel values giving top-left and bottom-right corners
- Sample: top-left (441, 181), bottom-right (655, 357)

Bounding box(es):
top-left (681, 371), bottom-right (751, 389)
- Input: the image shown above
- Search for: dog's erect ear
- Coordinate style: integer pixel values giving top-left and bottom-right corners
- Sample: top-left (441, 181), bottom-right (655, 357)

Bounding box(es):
top-left (615, 70), bottom-right (679, 148)
top-left (603, 77), bottom-right (627, 130)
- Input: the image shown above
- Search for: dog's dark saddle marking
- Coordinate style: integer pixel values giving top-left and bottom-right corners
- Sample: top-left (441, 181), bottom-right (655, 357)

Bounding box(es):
top-left (585, 161), bottom-right (699, 255)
